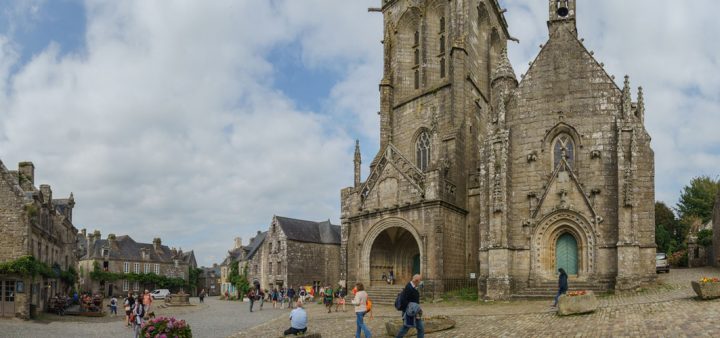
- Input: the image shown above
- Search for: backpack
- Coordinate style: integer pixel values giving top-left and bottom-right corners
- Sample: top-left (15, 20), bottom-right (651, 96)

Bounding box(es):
top-left (394, 291), bottom-right (405, 311)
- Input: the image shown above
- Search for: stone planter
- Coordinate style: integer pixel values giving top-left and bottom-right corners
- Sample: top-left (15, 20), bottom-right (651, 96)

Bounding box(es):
top-left (557, 291), bottom-right (598, 316)
top-left (691, 281), bottom-right (720, 300)
top-left (385, 315), bottom-right (456, 337)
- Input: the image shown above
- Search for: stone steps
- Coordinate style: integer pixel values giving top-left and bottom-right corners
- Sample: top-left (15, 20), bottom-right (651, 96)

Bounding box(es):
top-left (366, 286), bottom-right (404, 305)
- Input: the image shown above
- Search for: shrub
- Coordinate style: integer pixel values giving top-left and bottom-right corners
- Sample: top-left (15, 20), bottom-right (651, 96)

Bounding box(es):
top-left (669, 250), bottom-right (688, 267)
top-left (141, 316), bottom-right (192, 338)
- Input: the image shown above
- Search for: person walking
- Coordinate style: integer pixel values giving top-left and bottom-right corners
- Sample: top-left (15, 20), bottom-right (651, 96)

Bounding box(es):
top-left (396, 274), bottom-right (424, 338)
top-left (284, 300), bottom-right (308, 336)
top-left (552, 268), bottom-right (569, 308)
top-left (109, 295), bottom-right (118, 316)
top-left (142, 289), bottom-right (153, 314)
top-left (335, 287), bottom-right (347, 312)
top-left (323, 285), bottom-right (334, 313)
top-left (124, 292), bottom-right (135, 327)
top-left (352, 282), bottom-right (372, 338)
top-left (288, 287), bottom-right (296, 308)
top-left (199, 288), bottom-right (206, 303)
top-left (132, 296), bottom-right (145, 338)
top-left (298, 287), bottom-right (305, 303)
top-left (247, 288), bottom-right (256, 312)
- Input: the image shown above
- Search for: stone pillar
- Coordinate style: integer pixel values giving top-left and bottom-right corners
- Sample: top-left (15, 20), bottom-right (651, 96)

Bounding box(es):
top-left (379, 78), bottom-right (393, 149)
top-left (354, 140), bottom-right (362, 188)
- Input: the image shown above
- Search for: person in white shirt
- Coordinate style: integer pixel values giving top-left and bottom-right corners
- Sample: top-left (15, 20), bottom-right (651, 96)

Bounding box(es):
top-left (352, 283), bottom-right (372, 338)
top-left (284, 300), bottom-right (308, 336)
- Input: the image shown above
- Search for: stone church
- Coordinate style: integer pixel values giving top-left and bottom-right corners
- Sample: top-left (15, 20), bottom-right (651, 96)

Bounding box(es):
top-left (340, 0), bottom-right (656, 299)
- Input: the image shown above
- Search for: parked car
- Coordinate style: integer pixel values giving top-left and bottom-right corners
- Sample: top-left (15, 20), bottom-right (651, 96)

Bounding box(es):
top-left (656, 252), bottom-right (670, 273)
top-left (150, 289), bottom-right (171, 299)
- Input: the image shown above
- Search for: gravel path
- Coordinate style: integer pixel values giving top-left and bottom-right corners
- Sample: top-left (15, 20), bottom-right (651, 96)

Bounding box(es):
top-left (0, 297), bottom-right (285, 338)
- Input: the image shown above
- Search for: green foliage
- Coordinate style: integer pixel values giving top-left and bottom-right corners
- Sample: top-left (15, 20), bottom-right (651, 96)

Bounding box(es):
top-left (188, 267), bottom-right (202, 293)
top-left (677, 176), bottom-right (720, 223)
top-left (89, 262), bottom-right (185, 289)
top-left (655, 202), bottom-right (679, 254)
top-left (697, 229), bottom-right (713, 247)
top-left (669, 250), bottom-right (688, 267)
top-left (443, 287), bottom-right (479, 301)
top-left (0, 256), bottom-right (77, 285)
top-left (228, 260), bottom-right (250, 297)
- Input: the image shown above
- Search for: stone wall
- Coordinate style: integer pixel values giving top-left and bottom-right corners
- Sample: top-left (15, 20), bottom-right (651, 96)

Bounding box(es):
top-left (286, 241), bottom-right (340, 289)
top-left (713, 191), bottom-right (720, 267)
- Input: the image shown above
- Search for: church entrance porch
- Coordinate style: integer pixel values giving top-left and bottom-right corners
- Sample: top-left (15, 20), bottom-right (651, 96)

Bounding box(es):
top-left (530, 211), bottom-right (596, 283)
top-left (368, 227), bottom-right (420, 285)
top-left (360, 218), bottom-right (424, 287)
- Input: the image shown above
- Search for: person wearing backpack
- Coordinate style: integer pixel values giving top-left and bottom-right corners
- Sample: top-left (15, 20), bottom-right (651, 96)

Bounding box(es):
top-left (351, 282), bottom-right (372, 338)
top-left (109, 296), bottom-right (118, 316)
top-left (132, 296), bottom-right (145, 338)
top-left (395, 274), bottom-right (424, 338)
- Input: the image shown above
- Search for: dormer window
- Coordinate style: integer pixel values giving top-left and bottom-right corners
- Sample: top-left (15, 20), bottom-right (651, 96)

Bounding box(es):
top-left (101, 248), bottom-right (109, 257)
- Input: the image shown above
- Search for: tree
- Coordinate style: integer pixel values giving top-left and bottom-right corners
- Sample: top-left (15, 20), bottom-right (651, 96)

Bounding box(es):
top-left (655, 201), bottom-right (678, 254)
top-left (677, 176), bottom-right (720, 223)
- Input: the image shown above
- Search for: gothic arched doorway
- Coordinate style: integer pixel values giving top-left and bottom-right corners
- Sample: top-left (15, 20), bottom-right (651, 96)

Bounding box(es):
top-left (369, 227), bottom-right (420, 285)
top-left (555, 233), bottom-right (578, 275)
top-left (360, 218), bottom-right (424, 286)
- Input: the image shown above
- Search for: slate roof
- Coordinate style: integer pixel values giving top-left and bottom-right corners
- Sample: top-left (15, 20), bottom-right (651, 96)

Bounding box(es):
top-left (82, 235), bottom-right (179, 263)
top-left (245, 231), bottom-right (267, 260)
top-left (274, 216), bottom-right (340, 245)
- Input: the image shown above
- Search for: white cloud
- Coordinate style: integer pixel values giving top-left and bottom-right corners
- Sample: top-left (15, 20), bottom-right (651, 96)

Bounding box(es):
top-left (0, 1), bottom-right (717, 265)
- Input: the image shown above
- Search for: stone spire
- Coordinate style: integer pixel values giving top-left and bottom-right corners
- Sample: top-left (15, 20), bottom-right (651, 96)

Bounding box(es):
top-left (637, 86), bottom-right (645, 123)
top-left (491, 48), bottom-right (517, 85)
top-left (622, 75), bottom-right (632, 119)
top-left (354, 140), bottom-right (362, 188)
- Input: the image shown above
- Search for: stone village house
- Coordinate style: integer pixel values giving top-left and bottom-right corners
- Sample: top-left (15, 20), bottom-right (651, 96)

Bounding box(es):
top-left (220, 216), bottom-right (340, 296)
top-left (341, 0), bottom-right (655, 300)
top-left (77, 231), bottom-right (196, 297)
top-left (0, 161), bottom-right (78, 319)
top-left (198, 264), bottom-right (221, 297)
top-left (246, 216), bottom-right (341, 292)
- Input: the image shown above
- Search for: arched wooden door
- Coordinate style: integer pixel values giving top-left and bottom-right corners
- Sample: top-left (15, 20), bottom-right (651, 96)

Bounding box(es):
top-left (556, 233), bottom-right (578, 275)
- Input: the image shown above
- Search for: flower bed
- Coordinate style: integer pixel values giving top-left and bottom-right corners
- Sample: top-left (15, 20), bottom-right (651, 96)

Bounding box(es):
top-left (141, 316), bottom-right (192, 338)
top-left (691, 278), bottom-right (720, 300)
top-left (557, 290), bottom-right (598, 316)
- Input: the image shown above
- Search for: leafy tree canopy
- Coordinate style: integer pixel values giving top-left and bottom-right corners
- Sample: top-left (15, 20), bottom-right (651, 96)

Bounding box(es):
top-left (677, 176), bottom-right (720, 223)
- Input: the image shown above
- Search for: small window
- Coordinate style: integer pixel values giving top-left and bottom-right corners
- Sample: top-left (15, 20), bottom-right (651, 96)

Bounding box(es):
top-left (144, 263), bottom-right (150, 274)
top-left (414, 70), bottom-right (420, 89)
top-left (134, 263), bottom-right (139, 273)
top-left (553, 134), bottom-right (575, 169)
top-left (414, 30), bottom-right (419, 46)
top-left (440, 35), bottom-right (445, 54)
top-left (414, 49), bottom-right (420, 66)
top-left (440, 17), bottom-right (445, 33)
top-left (269, 262), bottom-right (273, 275)
top-left (155, 264), bottom-right (160, 275)
top-left (124, 262), bottom-right (129, 273)
top-left (123, 280), bottom-right (129, 291)
top-left (440, 57), bottom-right (446, 78)
top-left (416, 131), bottom-right (431, 171)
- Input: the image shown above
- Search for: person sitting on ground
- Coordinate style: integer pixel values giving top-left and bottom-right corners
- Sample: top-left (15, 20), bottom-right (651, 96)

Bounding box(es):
top-left (283, 300), bottom-right (308, 336)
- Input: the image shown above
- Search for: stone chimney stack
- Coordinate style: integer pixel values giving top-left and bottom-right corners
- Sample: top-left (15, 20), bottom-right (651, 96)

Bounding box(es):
top-left (153, 238), bottom-right (162, 251)
top-left (234, 237), bottom-right (243, 249)
top-left (87, 232), bottom-right (96, 255)
top-left (108, 233), bottom-right (118, 249)
top-left (93, 229), bottom-right (101, 240)
top-left (81, 228), bottom-right (87, 237)
top-left (18, 162), bottom-right (35, 190)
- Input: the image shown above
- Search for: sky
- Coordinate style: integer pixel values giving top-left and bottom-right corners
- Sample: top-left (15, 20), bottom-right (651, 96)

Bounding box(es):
top-left (0, 0), bottom-right (718, 267)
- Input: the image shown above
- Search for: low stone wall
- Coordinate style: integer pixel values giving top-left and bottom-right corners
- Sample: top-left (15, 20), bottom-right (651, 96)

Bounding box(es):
top-left (691, 281), bottom-right (720, 300)
top-left (557, 291), bottom-right (598, 316)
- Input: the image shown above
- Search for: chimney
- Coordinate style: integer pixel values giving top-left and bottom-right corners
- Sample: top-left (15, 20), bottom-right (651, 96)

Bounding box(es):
top-left (81, 228), bottom-right (87, 237)
top-left (18, 162), bottom-right (34, 190)
top-left (153, 238), bottom-right (162, 251)
top-left (93, 229), bottom-right (101, 240)
top-left (234, 237), bottom-right (243, 249)
top-left (108, 233), bottom-right (118, 249)
top-left (87, 233), bottom-right (96, 256)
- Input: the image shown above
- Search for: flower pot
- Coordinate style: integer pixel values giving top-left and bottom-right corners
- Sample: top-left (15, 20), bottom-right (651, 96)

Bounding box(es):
top-left (691, 281), bottom-right (720, 300)
top-left (557, 290), bottom-right (598, 316)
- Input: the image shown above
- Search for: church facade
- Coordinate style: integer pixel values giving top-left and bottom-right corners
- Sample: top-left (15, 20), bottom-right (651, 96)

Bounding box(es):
top-left (340, 0), bottom-right (656, 299)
